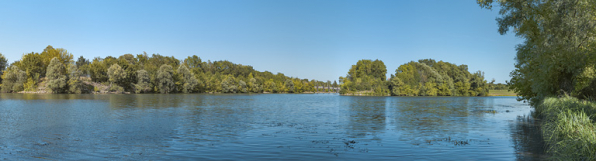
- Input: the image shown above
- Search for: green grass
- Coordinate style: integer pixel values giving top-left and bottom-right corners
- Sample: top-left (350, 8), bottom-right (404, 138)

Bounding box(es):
top-left (537, 97), bottom-right (596, 160)
top-left (488, 90), bottom-right (516, 96)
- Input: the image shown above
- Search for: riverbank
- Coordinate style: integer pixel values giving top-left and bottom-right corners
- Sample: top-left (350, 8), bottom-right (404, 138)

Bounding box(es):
top-left (536, 96), bottom-right (596, 160)
top-left (488, 90), bottom-right (516, 96)
top-left (13, 78), bottom-right (337, 95)
top-left (340, 90), bottom-right (513, 97)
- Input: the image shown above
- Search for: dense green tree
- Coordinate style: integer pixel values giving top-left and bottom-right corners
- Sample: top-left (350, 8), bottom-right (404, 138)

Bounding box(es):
top-left (117, 55), bottom-right (138, 92)
top-left (469, 71), bottom-right (489, 96)
top-left (46, 58), bottom-right (67, 93)
top-left (0, 53), bottom-right (7, 79)
top-left (157, 64), bottom-right (175, 94)
top-left (18, 52), bottom-right (44, 78)
top-left (389, 76), bottom-right (405, 96)
top-left (478, 0), bottom-right (596, 102)
top-left (184, 55), bottom-right (203, 75)
top-left (134, 70), bottom-right (152, 93)
top-left (221, 75), bottom-right (237, 93)
top-left (41, 45), bottom-right (73, 68)
top-left (264, 79), bottom-right (277, 93)
top-left (17, 52), bottom-right (44, 91)
top-left (76, 56), bottom-right (89, 76)
top-left (177, 65), bottom-right (198, 93)
top-left (285, 79), bottom-right (295, 93)
top-left (342, 58), bottom-right (489, 96)
top-left (89, 57), bottom-right (108, 82)
top-left (2, 46), bottom-right (329, 94)
top-left (293, 79), bottom-right (303, 93)
top-left (107, 64), bottom-right (126, 92)
top-left (340, 59), bottom-right (389, 95)
top-left (68, 65), bottom-right (85, 94)
top-left (238, 80), bottom-right (247, 93)
top-left (1, 66), bottom-right (26, 93)
top-left (249, 77), bottom-right (261, 93)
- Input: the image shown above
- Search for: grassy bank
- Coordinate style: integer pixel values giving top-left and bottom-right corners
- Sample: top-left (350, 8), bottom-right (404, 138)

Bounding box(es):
top-left (488, 90), bottom-right (516, 96)
top-left (537, 97), bottom-right (596, 160)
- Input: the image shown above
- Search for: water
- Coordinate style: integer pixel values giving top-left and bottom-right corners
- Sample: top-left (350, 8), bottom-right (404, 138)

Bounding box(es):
top-left (0, 94), bottom-right (545, 160)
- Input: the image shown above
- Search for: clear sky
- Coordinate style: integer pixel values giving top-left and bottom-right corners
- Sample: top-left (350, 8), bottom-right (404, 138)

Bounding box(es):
top-left (0, 0), bottom-right (521, 83)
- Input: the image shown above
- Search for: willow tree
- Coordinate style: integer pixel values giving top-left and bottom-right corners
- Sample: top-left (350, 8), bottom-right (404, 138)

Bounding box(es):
top-left (134, 70), bottom-right (152, 93)
top-left (68, 65), bottom-right (84, 94)
top-left (157, 64), bottom-right (174, 94)
top-left (107, 64), bottom-right (126, 93)
top-left (1, 66), bottom-right (26, 93)
top-left (177, 65), bottom-right (198, 93)
top-left (249, 77), bottom-right (260, 93)
top-left (46, 58), bottom-right (67, 93)
top-left (221, 75), bottom-right (237, 93)
top-left (285, 79), bottom-right (295, 93)
top-left (238, 80), bottom-right (247, 93)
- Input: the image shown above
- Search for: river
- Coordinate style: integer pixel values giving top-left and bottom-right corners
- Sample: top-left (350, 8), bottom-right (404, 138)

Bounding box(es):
top-left (0, 93), bottom-right (545, 160)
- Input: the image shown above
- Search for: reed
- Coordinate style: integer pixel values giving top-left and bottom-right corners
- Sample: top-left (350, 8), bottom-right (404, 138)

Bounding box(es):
top-left (538, 96), bottom-right (596, 160)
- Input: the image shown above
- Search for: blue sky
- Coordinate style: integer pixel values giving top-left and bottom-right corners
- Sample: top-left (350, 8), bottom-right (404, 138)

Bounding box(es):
top-left (0, 0), bottom-right (521, 83)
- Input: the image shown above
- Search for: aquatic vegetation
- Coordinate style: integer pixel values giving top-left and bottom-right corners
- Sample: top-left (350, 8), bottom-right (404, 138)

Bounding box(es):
top-left (538, 97), bottom-right (596, 160)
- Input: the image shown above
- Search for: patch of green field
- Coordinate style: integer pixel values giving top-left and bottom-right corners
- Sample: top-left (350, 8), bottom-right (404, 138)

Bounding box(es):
top-left (488, 90), bottom-right (516, 96)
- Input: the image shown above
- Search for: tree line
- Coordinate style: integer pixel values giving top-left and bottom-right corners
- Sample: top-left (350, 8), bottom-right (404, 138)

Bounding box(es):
top-left (339, 59), bottom-right (490, 96)
top-left (0, 46), bottom-right (339, 94)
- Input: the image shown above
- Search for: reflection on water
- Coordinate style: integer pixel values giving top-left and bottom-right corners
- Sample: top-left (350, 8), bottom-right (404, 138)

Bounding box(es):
top-left (510, 113), bottom-right (548, 160)
top-left (0, 94), bottom-right (544, 160)
top-left (344, 97), bottom-right (386, 138)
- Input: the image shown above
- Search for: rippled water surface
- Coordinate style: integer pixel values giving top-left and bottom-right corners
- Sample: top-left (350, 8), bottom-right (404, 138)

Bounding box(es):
top-left (0, 94), bottom-right (546, 160)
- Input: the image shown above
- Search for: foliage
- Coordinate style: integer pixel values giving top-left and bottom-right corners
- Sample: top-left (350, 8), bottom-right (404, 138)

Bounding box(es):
top-left (488, 79), bottom-right (508, 90)
top-left (68, 65), bottom-right (85, 94)
top-left (4, 46), bottom-right (330, 94)
top-left (478, 1), bottom-right (596, 159)
top-left (134, 70), bottom-right (152, 93)
top-left (478, 0), bottom-right (596, 102)
top-left (157, 64), bottom-right (175, 94)
top-left (0, 66), bottom-right (26, 93)
top-left (238, 80), bottom-right (247, 93)
top-left (341, 59), bottom-right (488, 96)
top-left (221, 75), bottom-right (237, 93)
top-left (285, 79), bottom-right (295, 93)
top-left (177, 65), bottom-right (199, 93)
top-left (107, 64), bottom-right (126, 93)
top-left (0, 53), bottom-right (7, 82)
top-left (249, 77), bottom-right (261, 93)
top-left (46, 58), bottom-right (67, 93)
top-left (340, 59), bottom-right (389, 95)
top-left (41, 45), bottom-right (73, 69)
top-left (17, 52), bottom-right (44, 79)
